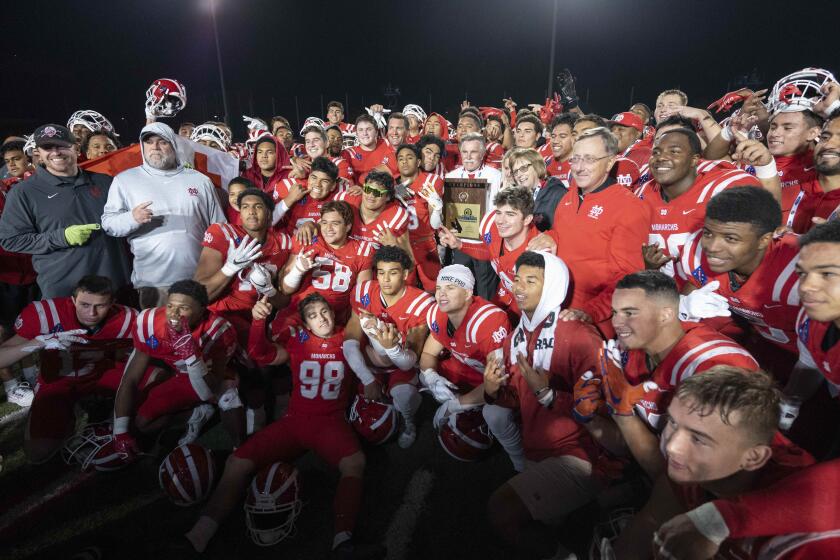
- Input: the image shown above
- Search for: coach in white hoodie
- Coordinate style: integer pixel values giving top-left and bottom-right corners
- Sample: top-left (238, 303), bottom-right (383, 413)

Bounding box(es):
top-left (102, 123), bottom-right (226, 307)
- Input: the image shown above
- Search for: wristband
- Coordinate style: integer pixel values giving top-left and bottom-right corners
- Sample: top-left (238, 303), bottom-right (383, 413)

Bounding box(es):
top-left (719, 125), bottom-right (734, 142)
top-left (754, 159), bottom-right (779, 179)
top-left (823, 99), bottom-right (840, 118)
top-left (342, 339), bottom-right (376, 385)
top-left (537, 388), bottom-right (555, 408)
top-left (113, 416), bottom-right (131, 435)
top-left (685, 503), bottom-right (730, 546)
top-left (185, 355), bottom-right (213, 401)
top-left (384, 343), bottom-right (418, 371)
top-left (282, 265), bottom-right (305, 291)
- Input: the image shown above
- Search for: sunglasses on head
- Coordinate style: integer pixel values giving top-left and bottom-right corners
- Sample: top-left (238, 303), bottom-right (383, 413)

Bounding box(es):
top-left (363, 184), bottom-right (389, 197)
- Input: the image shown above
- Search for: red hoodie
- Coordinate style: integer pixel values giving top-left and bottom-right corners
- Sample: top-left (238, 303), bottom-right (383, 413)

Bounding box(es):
top-left (242, 135), bottom-right (290, 195)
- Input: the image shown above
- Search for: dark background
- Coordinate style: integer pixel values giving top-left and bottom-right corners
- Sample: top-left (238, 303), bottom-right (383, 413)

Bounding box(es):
top-left (4, 0), bottom-right (839, 140)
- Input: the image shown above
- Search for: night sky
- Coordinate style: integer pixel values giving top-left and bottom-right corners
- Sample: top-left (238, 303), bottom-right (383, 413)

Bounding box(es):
top-left (4, 0), bottom-right (839, 140)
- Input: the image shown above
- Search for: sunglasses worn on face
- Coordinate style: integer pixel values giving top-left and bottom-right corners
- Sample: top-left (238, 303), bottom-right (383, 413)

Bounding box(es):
top-left (363, 184), bottom-right (389, 197)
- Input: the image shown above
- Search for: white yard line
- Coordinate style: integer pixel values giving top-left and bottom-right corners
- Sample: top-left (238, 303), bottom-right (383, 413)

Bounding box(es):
top-left (383, 468), bottom-right (435, 560)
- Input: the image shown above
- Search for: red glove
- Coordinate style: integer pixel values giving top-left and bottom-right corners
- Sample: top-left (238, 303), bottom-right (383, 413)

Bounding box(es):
top-left (113, 432), bottom-right (140, 458)
top-left (166, 316), bottom-right (200, 361)
top-left (600, 342), bottom-right (659, 416)
top-left (572, 370), bottom-right (604, 423)
top-left (247, 319), bottom-right (279, 366)
top-left (707, 89), bottom-right (751, 113)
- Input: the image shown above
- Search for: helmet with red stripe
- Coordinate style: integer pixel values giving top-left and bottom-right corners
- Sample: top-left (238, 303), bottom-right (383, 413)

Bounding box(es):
top-left (244, 462), bottom-right (302, 546)
top-left (437, 408), bottom-right (495, 462)
top-left (158, 444), bottom-right (216, 506)
top-left (61, 422), bottom-right (114, 471)
top-left (145, 78), bottom-right (187, 117)
top-left (348, 395), bottom-right (399, 445)
top-left (770, 67), bottom-right (837, 114)
top-left (67, 110), bottom-right (116, 135)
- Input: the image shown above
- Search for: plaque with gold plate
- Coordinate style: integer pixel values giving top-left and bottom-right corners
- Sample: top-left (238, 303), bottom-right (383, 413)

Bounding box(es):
top-left (442, 177), bottom-right (488, 241)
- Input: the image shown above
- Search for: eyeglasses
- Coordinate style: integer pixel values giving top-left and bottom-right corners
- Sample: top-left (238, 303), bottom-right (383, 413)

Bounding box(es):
top-left (512, 162), bottom-right (533, 176)
top-left (569, 154), bottom-right (611, 166)
top-left (363, 184), bottom-right (389, 197)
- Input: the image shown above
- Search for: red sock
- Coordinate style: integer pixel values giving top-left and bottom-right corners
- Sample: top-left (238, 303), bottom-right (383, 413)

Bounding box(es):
top-left (333, 475), bottom-right (363, 536)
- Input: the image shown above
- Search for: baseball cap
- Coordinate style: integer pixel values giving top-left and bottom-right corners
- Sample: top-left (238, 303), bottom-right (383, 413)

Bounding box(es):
top-left (33, 124), bottom-right (76, 148)
top-left (608, 112), bottom-right (644, 132)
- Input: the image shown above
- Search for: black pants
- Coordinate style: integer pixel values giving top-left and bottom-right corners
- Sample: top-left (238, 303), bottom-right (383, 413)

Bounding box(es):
top-left (0, 281), bottom-right (39, 338)
top-left (451, 250), bottom-right (499, 302)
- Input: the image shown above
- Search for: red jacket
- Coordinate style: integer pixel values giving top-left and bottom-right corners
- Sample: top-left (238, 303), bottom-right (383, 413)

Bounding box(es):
top-left (242, 135), bottom-right (290, 195)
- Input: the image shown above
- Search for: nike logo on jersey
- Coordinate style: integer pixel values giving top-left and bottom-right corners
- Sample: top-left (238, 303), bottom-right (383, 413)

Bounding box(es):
top-left (47, 193), bottom-right (59, 199)
top-left (763, 303), bottom-right (783, 309)
top-left (682, 209), bottom-right (696, 215)
top-left (804, 166), bottom-right (815, 172)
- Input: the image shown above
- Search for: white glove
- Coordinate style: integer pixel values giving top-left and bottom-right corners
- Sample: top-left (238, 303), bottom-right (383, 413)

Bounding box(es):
top-left (420, 369), bottom-right (459, 403)
top-left (360, 314), bottom-right (384, 339)
top-left (678, 280), bottom-right (731, 322)
top-left (418, 185), bottom-right (444, 212)
top-left (778, 396), bottom-right (802, 431)
top-left (244, 263), bottom-right (277, 297)
top-left (282, 250), bottom-right (318, 291)
top-left (603, 339), bottom-right (623, 368)
top-left (22, 329), bottom-right (88, 353)
top-left (221, 236), bottom-right (263, 277)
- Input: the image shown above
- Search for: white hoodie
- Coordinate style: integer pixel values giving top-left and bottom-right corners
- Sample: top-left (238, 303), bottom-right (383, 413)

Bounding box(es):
top-left (509, 252), bottom-right (571, 371)
top-left (102, 123), bottom-right (226, 288)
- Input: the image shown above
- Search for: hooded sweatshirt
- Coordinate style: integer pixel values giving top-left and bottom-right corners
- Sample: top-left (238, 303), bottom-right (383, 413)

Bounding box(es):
top-left (496, 252), bottom-right (603, 462)
top-left (242, 135), bottom-right (290, 195)
top-left (101, 122), bottom-right (226, 288)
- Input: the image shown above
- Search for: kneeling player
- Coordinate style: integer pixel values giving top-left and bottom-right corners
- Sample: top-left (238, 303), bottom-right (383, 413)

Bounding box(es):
top-left (109, 280), bottom-right (242, 461)
top-left (185, 293), bottom-right (370, 557)
top-left (614, 367), bottom-right (840, 559)
top-left (0, 276), bottom-right (136, 463)
top-left (419, 265), bottom-right (524, 470)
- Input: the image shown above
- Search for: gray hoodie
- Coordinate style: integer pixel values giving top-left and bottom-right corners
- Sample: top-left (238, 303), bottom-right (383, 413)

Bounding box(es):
top-left (101, 122), bottom-right (226, 288)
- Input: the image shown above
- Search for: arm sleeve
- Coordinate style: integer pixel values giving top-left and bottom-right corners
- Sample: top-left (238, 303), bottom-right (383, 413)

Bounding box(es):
top-left (710, 459), bottom-right (840, 539)
top-left (247, 319), bottom-right (279, 366)
top-left (459, 239), bottom-right (491, 261)
top-left (0, 188), bottom-right (69, 254)
top-left (100, 178), bottom-right (141, 237)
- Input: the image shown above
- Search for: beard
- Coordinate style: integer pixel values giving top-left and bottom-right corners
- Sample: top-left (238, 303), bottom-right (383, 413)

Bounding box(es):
top-left (145, 151), bottom-right (177, 170)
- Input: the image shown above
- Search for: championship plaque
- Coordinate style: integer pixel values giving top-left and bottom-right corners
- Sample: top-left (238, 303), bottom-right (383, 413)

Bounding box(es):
top-left (442, 178), bottom-right (488, 240)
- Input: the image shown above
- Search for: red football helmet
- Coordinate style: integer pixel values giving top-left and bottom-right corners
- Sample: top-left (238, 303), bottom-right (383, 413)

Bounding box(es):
top-left (61, 422), bottom-right (114, 471)
top-left (244, 462), bottom-right (302, 546)
top-left (158, 444), bottom-right (216, 506)
top-left (348, 395), bottom-right (398, 445)
top-left (145, 78), bottom-right (187, 117)
top-left (437, 408), bottom-right (495, 462)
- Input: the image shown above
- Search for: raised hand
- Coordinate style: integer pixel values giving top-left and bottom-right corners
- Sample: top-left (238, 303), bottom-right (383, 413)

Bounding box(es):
top-left (221, 236), bottom-right (263, 277)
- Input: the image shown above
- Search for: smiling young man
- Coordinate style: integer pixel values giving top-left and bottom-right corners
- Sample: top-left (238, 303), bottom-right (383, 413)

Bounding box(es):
top-left (438, 187), bottom-right (539, 318)
top-left (637, 128), bottom-right (760, 276)
top-left (790, 111), bottom-right (840, 232)
top-left (676, 187), bottom-right (802, 363)
top-left (342, 114), bottom-right (398, 184)
top-left (349, 170), bottom-right (410, 250)
top-left (545, 113), bottom-right (576, 183)
top-left (765, 110), bottom-right (822, 219)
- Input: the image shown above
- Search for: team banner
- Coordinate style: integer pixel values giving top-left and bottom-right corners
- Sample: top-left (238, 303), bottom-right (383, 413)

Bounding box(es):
top-left (442, 178), bottom-right (487, 240)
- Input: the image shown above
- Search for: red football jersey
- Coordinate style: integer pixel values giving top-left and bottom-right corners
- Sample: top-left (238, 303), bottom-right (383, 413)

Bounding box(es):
top-left (289, 235), bottom-right (375, 311)
top-left (622, 322), bottom-right (758, 429)
top-left (425, 297), bottom-right (511, 388)
top-left (133, 307), bottom-right (238, 373)
top-left (329, 155), bottom-right (355, 186)
top-left (337, 122), bottom-right (355, 134)
top-left (484, 141), bottom-right (505, 169)
top-left (278, 188), bottom-right (361, 236)
top-left (636, 167), bottom-right (761, 276)
top-left (777, 151), bottom-right (817, 219)
top-left (460, 211), bottom-right (539, 313)
top-left (350, 201), bottom-right (410, 247)
top-left (401, 172), bottom-right (445, 242)
top-left (677, 232), bottom-right (801, 353)
top-left (283, 327), bottom-right (356, 416)
top-left (15, 297), bottom-right (137, 378)
top-left (788, 178), bottom-right (840, 234)
top-left (202, 223), bottom-right (294, 313)
top-left (545, 157), bottom-right (571, 183)
top-left (537, 143), bottom-right (552, 158)
top-left (796, 307), bottom-right (840, 388)
top-left (341, 139), bottom-right (398, 184)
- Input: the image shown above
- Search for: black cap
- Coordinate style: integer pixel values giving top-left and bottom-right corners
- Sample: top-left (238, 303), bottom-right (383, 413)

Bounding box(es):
top-left (33, 124), bottom-right (77, 148)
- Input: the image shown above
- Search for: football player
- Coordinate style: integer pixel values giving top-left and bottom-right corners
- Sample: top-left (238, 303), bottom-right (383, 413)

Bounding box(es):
top-left (242, 134), bottom-right (290, 195)
top-left (545, 113), bottom-right (576, 183)
top-left (394, 143), bottom-right (445, 291)
top-left (439, 187), bottom-right (538, 318)
top-left (287, 125), bottom-right (354, 187)
top-left (790, 111), bottom-right (840, 231)
top-left (613, 367), bottom-right (840, 559)
top-left (578, 271), bottom-right (757, 480)
top-left (350, 170), bottom-right (410, 251)
top-left (484, 252), bottom-right (604, 557)
top-left (638, 128), bottom-right (761, 276)
top-left (279, 200), bottom-right (374, 327)
top-left (609, 111), bottom-right (651, 170)
top-left (416, 134), bottom-right (447, 178)
top-left (0, 276), bottom-right (136, 463)
top-left (326, 100), bottom-right (355, 134)
top-left (344, 246), bottom-right (433, 447)
top-left (109, 280), bottom-right (242, 461)
top-left (341, 114), bottom-right (397, 184)
top-left (419, 265), bottom-right (524, 470)
top-left (185, 293), bottom-right (371, 557)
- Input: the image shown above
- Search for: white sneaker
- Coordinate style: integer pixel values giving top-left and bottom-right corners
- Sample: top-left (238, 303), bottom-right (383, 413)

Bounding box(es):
top-left (6, 381), bottom-right (34, 408)
top-left (397, 422), bottom-right (416, 448)
top-left (179, 404), bottom-right (215, 446)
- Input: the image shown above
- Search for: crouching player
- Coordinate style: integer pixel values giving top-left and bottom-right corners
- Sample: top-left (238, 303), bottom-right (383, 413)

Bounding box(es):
top-left (106, 280), bottom-right (242, 464)
top-left (614, 367), bottom-right (840, 559)
top-left (185, 293), bottom-right (372, 557)
top-left (0, 275), bottom-right (136, 463)
top-left (484, 252), bottom-right (605, 558)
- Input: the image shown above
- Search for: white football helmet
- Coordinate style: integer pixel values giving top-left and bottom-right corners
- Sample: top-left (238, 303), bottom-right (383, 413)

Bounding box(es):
top-left (145, 78), bottom-right (187, 118)
top-left (402, 104), bottom-right (428, 125)
top-left (589, 507), bottom-right (636, 560)
top-left (22, 134), bottom-right (35, 156)
top-left (190, 123), bottom-right (232, 151)
top-left (61, 422), bottom-right (114, 471)
top-left (244, 462), bottom-right (303, 546)
top-left (770, 67), bottom-right (837, 114)
top-left (299, 116), bottom-right (326, 136)
top-left (342, 132), bottom-right (358, 149)
top-left (67, 110), bottom-right (115, 134)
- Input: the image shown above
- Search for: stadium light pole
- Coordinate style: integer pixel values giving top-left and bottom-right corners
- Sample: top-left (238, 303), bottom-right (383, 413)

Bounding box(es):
top-left (209, 0), bottom-right (230, 124)
top-left (547, 0), bottom-right (559, 97)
